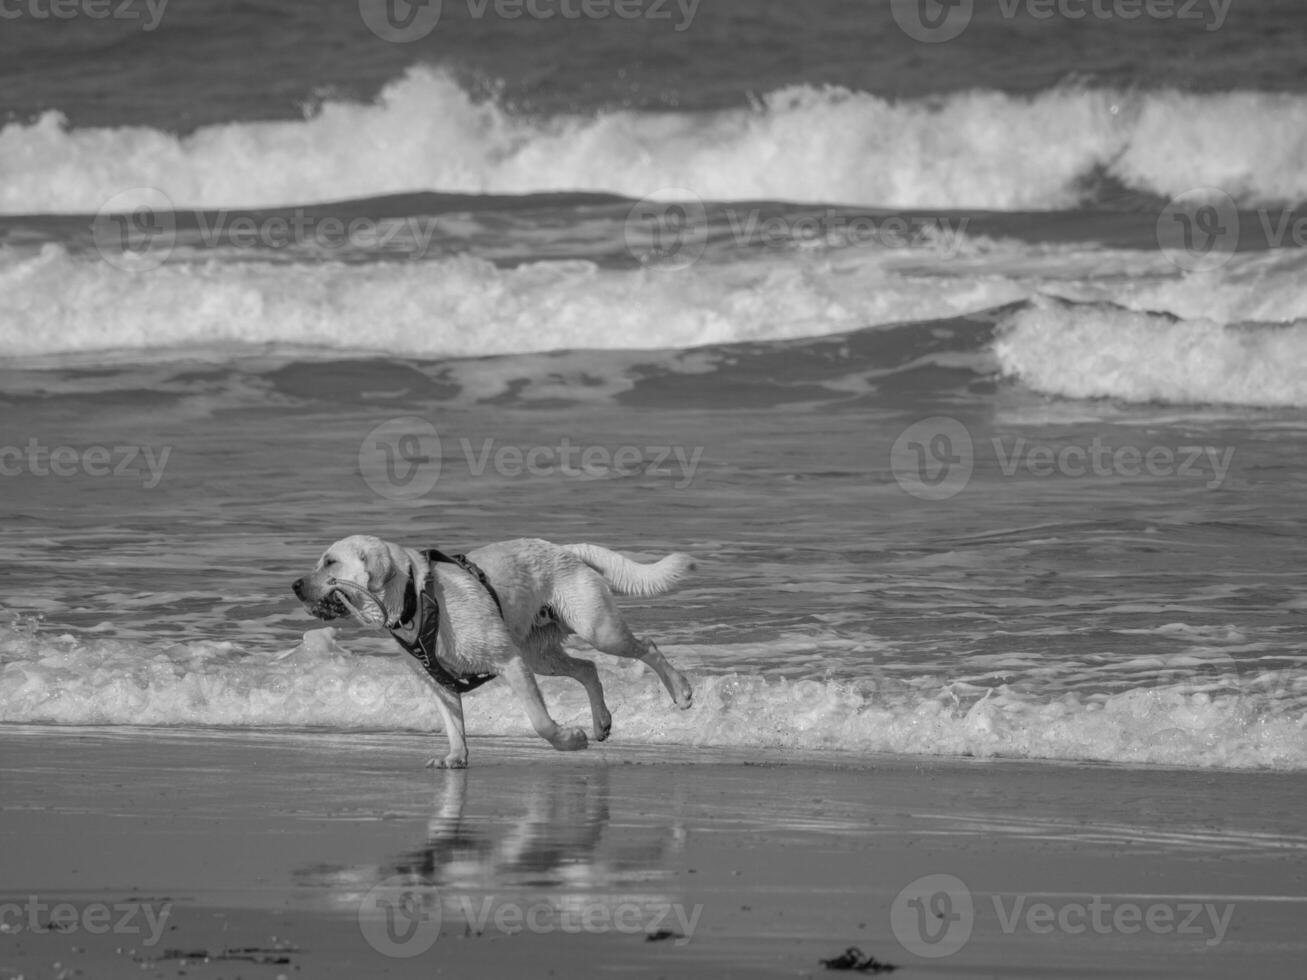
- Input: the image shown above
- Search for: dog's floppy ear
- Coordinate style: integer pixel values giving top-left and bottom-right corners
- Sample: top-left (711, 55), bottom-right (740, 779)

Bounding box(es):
top-left (373, 541), bottom-right (417, 627)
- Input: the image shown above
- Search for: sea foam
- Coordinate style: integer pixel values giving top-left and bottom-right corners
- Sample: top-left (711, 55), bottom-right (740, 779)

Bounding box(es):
top-left (3, 68), bottom-right (1307, 213)
top-left (996, 298), bottom-right (1307, 408)
top-left (0, 243), bottom-right (1025, 360)
top-left (2, 624), bottom-right (1302, 770)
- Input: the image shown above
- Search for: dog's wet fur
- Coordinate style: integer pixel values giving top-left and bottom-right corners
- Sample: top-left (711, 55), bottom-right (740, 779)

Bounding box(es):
top-left (292, 536), bottom-right (695, 768)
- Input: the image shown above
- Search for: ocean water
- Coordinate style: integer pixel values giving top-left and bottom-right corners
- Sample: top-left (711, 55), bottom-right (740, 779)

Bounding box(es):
top-left (2, 0), bottom-right (1306, 769)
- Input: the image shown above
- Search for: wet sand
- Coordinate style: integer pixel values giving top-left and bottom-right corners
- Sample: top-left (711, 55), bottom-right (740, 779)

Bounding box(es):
top-left (1, 725), bottom-right (1304, 979)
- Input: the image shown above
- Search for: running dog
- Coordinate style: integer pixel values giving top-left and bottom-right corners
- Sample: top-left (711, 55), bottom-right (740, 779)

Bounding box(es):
top-left (291, 536), bottom-right (695, 768)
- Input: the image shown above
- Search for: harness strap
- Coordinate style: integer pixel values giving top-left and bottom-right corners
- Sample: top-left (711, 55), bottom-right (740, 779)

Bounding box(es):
top-left (425, 549), bottom-right (505, 619)
top-left (388, 551), bottom-right (502, 694)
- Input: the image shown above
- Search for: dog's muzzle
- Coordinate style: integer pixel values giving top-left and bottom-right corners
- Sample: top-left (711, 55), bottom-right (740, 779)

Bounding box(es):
top-left (292, 577), bottom-right (349, 621)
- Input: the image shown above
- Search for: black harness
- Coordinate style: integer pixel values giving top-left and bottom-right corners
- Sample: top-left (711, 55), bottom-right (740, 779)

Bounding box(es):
top-left (388, 549), bottom-right (502, 694)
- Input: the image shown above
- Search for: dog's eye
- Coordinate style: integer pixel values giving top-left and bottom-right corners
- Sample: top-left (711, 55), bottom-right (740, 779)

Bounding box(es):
top-left (324, 558), bottom-right (337, 568)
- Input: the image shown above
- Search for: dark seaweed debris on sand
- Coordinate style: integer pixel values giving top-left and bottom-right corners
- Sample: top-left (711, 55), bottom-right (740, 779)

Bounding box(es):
top-left (155, 945), bottom-right (298, 965)
top-left (820, 946), bottom-right (898, 973)
top-left (645, 929), bottom-right (684, 942)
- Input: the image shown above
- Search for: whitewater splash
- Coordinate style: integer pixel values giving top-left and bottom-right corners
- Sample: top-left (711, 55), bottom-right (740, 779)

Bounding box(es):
top-left (1, 623), bottom-right (1302, 770)
top-left (4, 67), bottom-right (1307, 214)
top-left (997, 297), bottom-right (1307, 408)
top-left (0, 242), bottom-right (1026, 360)
top-left (7, 240), bottom-right (1307, 411)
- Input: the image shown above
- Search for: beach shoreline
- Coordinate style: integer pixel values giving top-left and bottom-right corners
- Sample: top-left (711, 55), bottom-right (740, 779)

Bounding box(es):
top-left (2, 725), bottom-right (1304, 978)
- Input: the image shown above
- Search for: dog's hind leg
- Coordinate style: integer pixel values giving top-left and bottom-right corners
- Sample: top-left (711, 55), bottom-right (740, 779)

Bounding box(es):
top-left (555, 581), bottom-right (693, 710)
top-left (501, 657), bottom-right (589, 752)
top-left (531, 637), bottom-right (613, 742)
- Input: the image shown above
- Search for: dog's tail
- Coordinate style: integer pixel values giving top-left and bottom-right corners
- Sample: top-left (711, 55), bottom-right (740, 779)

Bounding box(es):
top-left (562, 544), bottom-right (696, 597)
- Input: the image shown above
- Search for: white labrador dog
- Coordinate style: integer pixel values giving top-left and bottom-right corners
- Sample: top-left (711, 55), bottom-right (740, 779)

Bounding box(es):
top-left (291, 536), bottom-right (695, 768)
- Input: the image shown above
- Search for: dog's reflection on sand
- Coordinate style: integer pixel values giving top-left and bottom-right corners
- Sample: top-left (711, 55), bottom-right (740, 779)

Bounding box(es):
top-left (305, 766), bottom-right (690, 932)
top-left (396, 768), bottom-right (685, 891)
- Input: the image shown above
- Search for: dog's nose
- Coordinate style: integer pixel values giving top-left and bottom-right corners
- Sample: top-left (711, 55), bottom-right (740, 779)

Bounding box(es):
top-left (292, 578), bottom-right (305, 598)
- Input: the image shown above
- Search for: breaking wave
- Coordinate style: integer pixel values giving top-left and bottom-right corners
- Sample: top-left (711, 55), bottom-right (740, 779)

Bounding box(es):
top-left (2, 624), bottom-right (1302, 770)
top-left (3, 67), bottom-right (1307, 213)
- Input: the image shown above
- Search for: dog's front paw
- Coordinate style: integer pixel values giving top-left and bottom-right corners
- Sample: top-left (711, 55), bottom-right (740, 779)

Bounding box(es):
top-left (594, 708), bottom-right (613, 742)
top-left (550, 727), bottom-right (589, 752)
top-left (671, 675), bottom-right (693, 710)
top-left (426, 755), bottom-right (469, 770)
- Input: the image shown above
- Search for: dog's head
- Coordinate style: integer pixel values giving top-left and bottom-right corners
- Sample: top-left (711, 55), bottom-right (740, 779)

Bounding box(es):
top-left (291, 535), bottom-right (415, 628)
